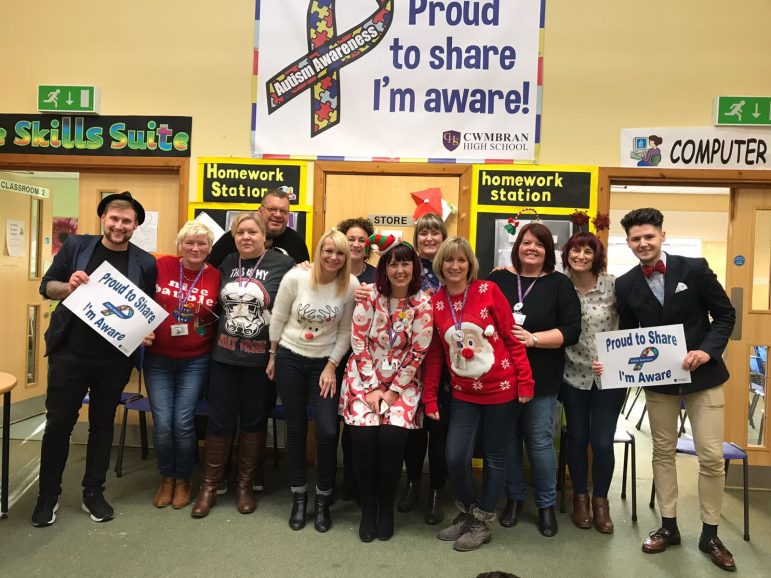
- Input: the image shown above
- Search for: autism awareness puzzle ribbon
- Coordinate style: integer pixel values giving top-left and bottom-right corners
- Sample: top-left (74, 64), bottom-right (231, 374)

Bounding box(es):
top-left (628, 346), bottom-right (659, 371)
top-left (101, 302), bottom-right (134, 319)
top-left (265, 0), bottom-right (393, 137)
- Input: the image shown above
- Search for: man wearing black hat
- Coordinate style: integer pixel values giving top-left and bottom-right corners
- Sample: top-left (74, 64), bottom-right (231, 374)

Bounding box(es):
top-left (31, 192), bottom-right (157, 527)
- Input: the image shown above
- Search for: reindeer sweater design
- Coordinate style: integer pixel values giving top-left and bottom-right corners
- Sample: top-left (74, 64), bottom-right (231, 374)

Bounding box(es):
top-left (269, 268), bottom-right (357, 365)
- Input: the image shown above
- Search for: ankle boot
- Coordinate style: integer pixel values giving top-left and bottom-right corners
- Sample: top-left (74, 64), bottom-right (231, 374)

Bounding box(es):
top-left (571, 493), bottom-right (592, 529)
top-left (499, 499), bottom-right (524, 528)
top-left (153, 477), bottom-right (175, 508)
top-left (314, 492), bottom-right (333, 532)
top-left (592, 496), bottom-right (614, 533)
top-left (235, 432), bottom-right (259, 514)
top-left (377, 502), bottom-right (395, 541)
top-left (289, 491), bottom-right (308, 530)
top-left (453, 505), bottom-right (495, 552)
top-left (252, 430), bottom-right (266, 493)
top-left (425, 489), bottom-right (444, 525)
top-left (538, 506), bottom-right (558, 537)
top-left (191, 435), bottom-right (231, 518)
top-left (397, 479), bottom-right (420, 513)
top-left (438, 501), bottom-right (472, 541)
top-left (172, 479), bottom-right (192, 509)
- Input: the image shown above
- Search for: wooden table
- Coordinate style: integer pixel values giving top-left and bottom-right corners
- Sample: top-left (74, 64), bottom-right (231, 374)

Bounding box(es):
top-left (0, 372), bottom-right (18, 519)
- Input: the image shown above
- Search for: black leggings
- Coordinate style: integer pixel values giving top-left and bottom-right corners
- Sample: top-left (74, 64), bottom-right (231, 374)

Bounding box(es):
top-left (350, 425), bottom-right (409, 509)
top-left (403, 403), bottom-right (450, 489)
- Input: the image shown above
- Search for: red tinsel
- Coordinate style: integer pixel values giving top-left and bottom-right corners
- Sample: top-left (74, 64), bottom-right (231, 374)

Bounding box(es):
top-left (592, 213), bottom-right (611, 232)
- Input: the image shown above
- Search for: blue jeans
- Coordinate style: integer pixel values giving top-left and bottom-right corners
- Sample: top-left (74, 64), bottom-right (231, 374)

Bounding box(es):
top-left (505, 394), bottom-right (558, 508)
top-left (446, 398), bottom-right (519, 513)
top-left (561, 382), bottom-right (626, 497)
top-left (275, 347), bottom-right (340, 493)
top-left (144, 353), bottom-right (209, 479)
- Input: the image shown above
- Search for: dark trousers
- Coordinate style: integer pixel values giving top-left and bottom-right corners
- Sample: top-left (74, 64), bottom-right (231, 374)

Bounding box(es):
top-left (561, 382), bottom-right (626, 497)
top-left (207, 359), bottom-right (274, 436)
top-left (404, 386), bottom-right (450, 489)
top-left (446, 398), bottom-right (519, 513)
top-left (275, 347), bottom-right (340, 492)
top-left (38, 345), bottom-right (133, 496)
top-left (350, 425), bottom-right (409, 510)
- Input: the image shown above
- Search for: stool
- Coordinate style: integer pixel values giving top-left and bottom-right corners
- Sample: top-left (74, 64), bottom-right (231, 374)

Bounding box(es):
top-left (557, 426), bottom-right (637, 523)
top-left (649, 437), bottom-right (750, 541)
top-left (0, 372), bottom-right (19, 519)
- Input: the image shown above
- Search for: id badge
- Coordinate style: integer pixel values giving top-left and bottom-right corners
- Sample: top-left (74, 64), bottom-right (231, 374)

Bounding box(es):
top-left (171, 323), bottom-right (189, 337)
top-left (513, 312), bottom-right (527, 326)
top-left (381, 359), bottom-right (394, 371)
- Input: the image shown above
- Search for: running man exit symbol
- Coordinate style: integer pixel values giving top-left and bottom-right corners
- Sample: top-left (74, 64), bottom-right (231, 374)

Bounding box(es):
top-left (37, 85), bottom-right (101, 114)
top-left (715, 96), bottom-right (771, 126)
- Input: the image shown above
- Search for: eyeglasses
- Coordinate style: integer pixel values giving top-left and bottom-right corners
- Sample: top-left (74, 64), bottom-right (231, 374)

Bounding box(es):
top-left (262, 206), bottom-right (289, 216)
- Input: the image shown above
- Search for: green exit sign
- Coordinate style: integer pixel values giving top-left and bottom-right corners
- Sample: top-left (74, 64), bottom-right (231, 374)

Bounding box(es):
top-left (37, 85), bottom-right (101, 114)
top-left (715, 96), bottom-right (771, 126)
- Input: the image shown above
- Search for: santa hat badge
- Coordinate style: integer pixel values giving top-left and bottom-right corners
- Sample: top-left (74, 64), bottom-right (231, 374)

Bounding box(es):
top-left (369, 232), bottom-right (402, 255)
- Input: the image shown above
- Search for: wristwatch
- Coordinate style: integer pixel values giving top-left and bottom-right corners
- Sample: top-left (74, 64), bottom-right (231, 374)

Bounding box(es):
top-left (531, 333), bottom-right (539, 347)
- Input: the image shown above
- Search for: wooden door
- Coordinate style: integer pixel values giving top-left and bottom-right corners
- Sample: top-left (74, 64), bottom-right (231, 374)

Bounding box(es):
top-left (725, 187), bottom-right (771, 465)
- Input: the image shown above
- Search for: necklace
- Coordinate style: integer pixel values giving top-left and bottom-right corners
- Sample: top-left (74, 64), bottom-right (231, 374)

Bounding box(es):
top-left (173, 261), bottom-right (206, 323)
top-left (237, 251), bottom-right (267, 296)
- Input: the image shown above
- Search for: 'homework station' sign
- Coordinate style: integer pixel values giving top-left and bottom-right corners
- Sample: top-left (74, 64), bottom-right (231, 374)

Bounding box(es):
top-left (595, 325), bottom-right (691, 389)
top-left (62, 262), bottom-right (167, 356)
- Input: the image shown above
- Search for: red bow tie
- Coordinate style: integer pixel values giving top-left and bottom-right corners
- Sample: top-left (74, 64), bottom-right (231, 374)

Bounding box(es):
top-left (642, 260), bottom-right (666, 278)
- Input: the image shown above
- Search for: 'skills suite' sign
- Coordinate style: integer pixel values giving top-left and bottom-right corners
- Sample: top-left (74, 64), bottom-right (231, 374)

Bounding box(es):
top-left (0, 114), bottom-right (192, 157)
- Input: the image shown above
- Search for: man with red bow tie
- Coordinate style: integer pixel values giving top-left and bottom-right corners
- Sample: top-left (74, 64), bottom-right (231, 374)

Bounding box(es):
top-left (615, 208), bottom-right (737, 572)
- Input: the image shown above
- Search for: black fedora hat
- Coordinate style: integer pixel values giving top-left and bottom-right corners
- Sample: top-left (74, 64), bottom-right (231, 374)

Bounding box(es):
top-left (97, 191), bottom-right (146, 225)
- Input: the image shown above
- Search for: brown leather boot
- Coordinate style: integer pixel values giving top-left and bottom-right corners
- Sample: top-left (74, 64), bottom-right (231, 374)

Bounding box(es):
top-left (592, 496), bottom-right (614, 533)
top-left (172, 479), bottom-right (192, 509)
top-left (191, 435), bottom-right (231, 518)
top-left (570, 493), bottom-right (592, 529)
top-left (235, 431), bottom-right (259, 514)
top-left (252, 430), bottom-right (266, 493)
top-left (153, 477), bottom-right (175, 508)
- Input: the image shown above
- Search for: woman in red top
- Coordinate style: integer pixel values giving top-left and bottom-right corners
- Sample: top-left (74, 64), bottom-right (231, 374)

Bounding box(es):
top-left (145, 221), bottom-right (221, 509)
top-left (422, 237), bottom-right (534, 552)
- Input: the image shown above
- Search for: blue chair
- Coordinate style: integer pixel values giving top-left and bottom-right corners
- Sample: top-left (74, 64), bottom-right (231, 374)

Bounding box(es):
top-left (649, 437), bottom-right (750, 542)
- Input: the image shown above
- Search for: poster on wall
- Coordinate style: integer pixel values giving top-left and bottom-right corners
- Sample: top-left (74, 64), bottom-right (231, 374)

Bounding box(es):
top-left (620, 127), bottom-right (770, 170)
top-left (251, 0), bottom-right (545, 162)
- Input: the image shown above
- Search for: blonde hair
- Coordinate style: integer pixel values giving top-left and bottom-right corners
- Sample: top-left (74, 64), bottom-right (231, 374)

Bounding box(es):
top-left (413, 213), bottom-right (448, 246)
top-left (176, 220), bottom-right (214, 247)
top-left (311, 229), bottom-right (351, 296)
top-left (230, 212), bottom-right (266, 237)
top-left (432, 236), bottom-right (479, 285)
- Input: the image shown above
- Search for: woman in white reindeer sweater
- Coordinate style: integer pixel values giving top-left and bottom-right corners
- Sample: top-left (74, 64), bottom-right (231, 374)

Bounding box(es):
top-left (268, 229), bottom-right (357, 533)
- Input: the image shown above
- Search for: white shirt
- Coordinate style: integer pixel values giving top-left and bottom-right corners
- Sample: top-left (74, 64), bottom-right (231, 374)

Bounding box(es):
top-left (644, 252), bottom-right (667, 305)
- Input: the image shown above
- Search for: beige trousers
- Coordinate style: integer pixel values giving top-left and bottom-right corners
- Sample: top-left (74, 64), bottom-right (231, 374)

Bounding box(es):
top-left (645, 385), bottom-right (725, 525)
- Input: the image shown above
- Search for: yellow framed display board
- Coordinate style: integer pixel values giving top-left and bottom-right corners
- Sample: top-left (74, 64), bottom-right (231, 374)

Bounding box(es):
top-left (470, 164), bottom-right (599, 276)
top-left (191, 157), bottom-right (313, 249)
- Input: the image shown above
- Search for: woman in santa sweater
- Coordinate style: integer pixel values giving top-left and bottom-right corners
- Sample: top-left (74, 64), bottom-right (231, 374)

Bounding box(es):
top-left (422, 236), bottom-right (534, 552)
top-left (145, 221), bottom-right (220, 509)
top-left (268, 229), bottom-right (358, 533)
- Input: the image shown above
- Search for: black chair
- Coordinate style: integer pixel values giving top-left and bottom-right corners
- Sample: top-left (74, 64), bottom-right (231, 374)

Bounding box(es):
top-left (649, 437), bottom-right (750, 542)
top-left (558, 427), bottom-right (637, 523)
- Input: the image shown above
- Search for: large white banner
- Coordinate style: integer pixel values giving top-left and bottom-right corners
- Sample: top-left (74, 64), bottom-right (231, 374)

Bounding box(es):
top-left (252, 0), bottom-right (544, 162)
top-left (595, 324), bottom-right (691, 390)
top-left (62, 262), bottom-right (168, 357)
top-left (620, 127), bottom-right (771, 170)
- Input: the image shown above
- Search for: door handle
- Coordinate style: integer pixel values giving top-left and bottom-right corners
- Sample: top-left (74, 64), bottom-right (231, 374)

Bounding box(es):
top-left (729, 287), bottom-right (742, 340)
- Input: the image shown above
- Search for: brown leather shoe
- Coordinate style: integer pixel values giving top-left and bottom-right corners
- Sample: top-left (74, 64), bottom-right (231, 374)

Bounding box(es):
top-left (172, 479), bottom-right (192, 509)
top-left (570, 493), bottom-right (592, 529)
top-left (591, 496), bottom-right (613, 534)
top-left (153, 477), bottom-right (175, 508)
top-left (191, 435), bottom-right (231, 518)
top-left (235, 432), bottom-right (259, 514)
top-left (642, 527), bottom-right (681, 553)
top-left (699, 537), bottom-right (736, 572)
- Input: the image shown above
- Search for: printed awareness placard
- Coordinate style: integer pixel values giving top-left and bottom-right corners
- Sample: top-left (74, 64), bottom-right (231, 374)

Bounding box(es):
top-left (62, 261), bottom-right (168, 356)
top-left (595, 324), bottom-right (691, 389)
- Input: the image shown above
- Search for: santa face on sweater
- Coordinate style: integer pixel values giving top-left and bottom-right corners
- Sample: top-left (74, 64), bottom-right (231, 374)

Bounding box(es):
top-left (444, 322), bottom-right (495, 378)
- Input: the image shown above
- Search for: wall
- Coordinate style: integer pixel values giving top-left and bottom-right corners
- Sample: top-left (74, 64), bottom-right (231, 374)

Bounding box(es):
top-left (1, 1), bottom-right (770, 200)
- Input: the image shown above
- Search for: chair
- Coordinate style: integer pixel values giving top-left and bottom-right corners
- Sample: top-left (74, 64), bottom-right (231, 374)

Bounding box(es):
top-left (268, 404), bottom-right (315, 466)
top-left (633, 396), bottom-right (688, 436)
top-left (558, 427), bottom-right (637, 523)
top-left (649, 437), bottom-right (750, 542)
top-left (114, 396), bottom-right (150, 478)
